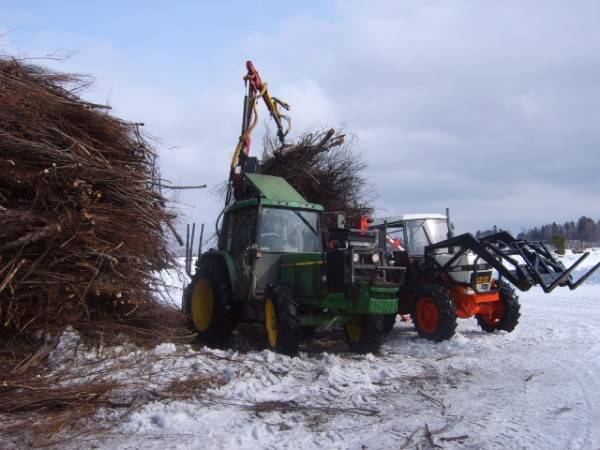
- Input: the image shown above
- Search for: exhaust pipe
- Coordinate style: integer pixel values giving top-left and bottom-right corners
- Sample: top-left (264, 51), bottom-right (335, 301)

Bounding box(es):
top-left (446, 207), bottom-right (454, 254)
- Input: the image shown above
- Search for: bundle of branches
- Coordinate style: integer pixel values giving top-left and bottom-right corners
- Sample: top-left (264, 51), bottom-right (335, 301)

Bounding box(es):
top-left (261, 129), bottom-right (373, 225)
top-left (0, 57), bottom-right (186, 351)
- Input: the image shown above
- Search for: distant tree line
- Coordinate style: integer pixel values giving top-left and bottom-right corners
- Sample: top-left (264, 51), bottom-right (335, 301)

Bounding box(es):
top-left (476, 216), bottom-right (600, 244)
top-left (516, 216), bottom-right (600, 243)
top-left (475, 225), bottom-right (504, 239)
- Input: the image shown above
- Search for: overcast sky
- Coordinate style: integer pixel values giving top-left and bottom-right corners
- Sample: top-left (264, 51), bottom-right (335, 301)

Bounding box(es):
top-left (2, 1), bottom-right (599, 237)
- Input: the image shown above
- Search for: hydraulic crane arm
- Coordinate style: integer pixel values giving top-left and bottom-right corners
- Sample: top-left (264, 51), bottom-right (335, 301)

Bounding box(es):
top-left (243, 61), bottom-right (290, 143)
top-left (229, 61), bottom-right (291, 196)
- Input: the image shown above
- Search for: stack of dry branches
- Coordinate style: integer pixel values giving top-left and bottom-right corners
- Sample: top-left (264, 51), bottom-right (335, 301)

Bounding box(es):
top-left (261, 129), bottom-right (373, 225)
top-left (0, 58), bottom-right (186, 350)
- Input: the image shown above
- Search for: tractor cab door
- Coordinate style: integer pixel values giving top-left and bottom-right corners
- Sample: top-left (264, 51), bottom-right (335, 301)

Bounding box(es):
top-left (386, 226), bottom-right (410, 283)
top-left (384, 226), bottom-right (407, 264)
top-left (222, 207), bottom-right (257, 297)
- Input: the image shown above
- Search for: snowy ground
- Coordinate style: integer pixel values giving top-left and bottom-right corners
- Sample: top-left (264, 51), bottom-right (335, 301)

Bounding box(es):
top-left (28, 251), bottom-right (600, 448)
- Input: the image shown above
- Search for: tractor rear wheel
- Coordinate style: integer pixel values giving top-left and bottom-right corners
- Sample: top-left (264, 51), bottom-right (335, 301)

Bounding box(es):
top-left (183, 256), bottom-right (235, 344)
top-left (344, 315), bottom-right (386, 354)
top-left (383, 314), bottom-right (397, 334)
top-left (264, 283), bottom-right (300, 356)
top-left (411, 284), bottom-right (457, 342)
top-left (476, 283), bottom-right (521, 333)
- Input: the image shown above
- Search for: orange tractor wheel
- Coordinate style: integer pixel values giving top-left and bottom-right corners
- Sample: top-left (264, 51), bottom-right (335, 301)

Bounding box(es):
top-left (415, 297), bottom-right (440, 334)
top-left (476, 282), bottom-right (521, 333)
top-left (411, 284), bottom-right (457, 342)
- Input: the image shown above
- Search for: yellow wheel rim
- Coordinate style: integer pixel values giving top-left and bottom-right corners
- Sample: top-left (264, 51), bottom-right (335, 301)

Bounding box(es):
top-left (265, 299), bottom-right (277, 348)
top-left (346, 320), bottom-right (363, 342)
top-left (191, 278), bottom-right (214, 331)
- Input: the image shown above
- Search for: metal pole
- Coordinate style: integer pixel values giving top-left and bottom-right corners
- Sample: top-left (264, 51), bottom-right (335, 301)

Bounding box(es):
top-left (446, 207), bottom-right (455, 254)
top-left (197, 223), bottom-right (205, 258)
top-left (241, 92), bottom-right (249, 134)
top-left (190, 223), bottom-right (196, 273)
top-left (185, 224), bottom-right (190, 275)
top-left (160, 184), bottom-right (207, 190)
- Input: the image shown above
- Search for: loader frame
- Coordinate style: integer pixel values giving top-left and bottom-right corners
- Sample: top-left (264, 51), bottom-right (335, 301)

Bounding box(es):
top-left (427, 231), bottom-right (600, 293)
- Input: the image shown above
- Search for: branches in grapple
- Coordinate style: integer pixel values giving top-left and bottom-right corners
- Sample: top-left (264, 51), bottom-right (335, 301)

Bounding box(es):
top-left (261, 128), bottom-right (373, 225)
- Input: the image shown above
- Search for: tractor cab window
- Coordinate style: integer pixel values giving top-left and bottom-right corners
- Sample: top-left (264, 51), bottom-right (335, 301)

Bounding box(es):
top-left (385, 228), bottom-right (405, 253)
top-left (221, 207), bottom-right (256, 255)
top-left (259, 207), bottom-right (321, 253)
top-left (406, 219), bottom-right (448, 255)
top-left (230, 208), bottom-right (257, 256)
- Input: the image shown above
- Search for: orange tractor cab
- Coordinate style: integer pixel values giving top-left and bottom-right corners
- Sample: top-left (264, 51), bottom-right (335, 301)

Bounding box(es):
top-left (371, 211), bottom-right (600, 341)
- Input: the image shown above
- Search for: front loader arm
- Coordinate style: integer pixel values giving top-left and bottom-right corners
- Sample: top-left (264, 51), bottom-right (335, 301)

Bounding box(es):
top-left (480, 231), bottom-right (600, 292)
top-left (426, 233), bottom-right (533, 291)
top-left (426, 232), bottom-right (600, 293)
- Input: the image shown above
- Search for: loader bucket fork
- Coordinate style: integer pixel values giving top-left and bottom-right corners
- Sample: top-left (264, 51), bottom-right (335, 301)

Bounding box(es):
top-left (426, 231), bottom-right (600, 293)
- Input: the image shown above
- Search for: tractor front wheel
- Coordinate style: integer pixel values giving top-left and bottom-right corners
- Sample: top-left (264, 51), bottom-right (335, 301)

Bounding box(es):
top-left (264, 283), bottom-right (300, 356)
top-left (411, 284), bottom-right (457, 342)
top-left (344, 315), bottom-right (386, 354)
top-left (476, 283), bottom-right (521, 333)
top-left (183, 256), bottom-right (235, 345)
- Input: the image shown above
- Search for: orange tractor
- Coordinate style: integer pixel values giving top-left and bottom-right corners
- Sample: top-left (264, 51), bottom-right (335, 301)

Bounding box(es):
top-left (371, 211), bottom-right (600, 341)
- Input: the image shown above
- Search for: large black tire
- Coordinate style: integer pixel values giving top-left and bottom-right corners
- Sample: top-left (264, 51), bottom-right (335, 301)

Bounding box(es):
top-left (411, 284), bottom-right (457, 342)
top-left (344, 315), bottom-right (386, 354)
top-left (476, 283), bottom-right (521, 333)
top-left (182, 256), bottom-right (235, 344)
top-left (383, 314), bottom-right (397, 334)
top-left (264, 283), bottom-right (300, 356)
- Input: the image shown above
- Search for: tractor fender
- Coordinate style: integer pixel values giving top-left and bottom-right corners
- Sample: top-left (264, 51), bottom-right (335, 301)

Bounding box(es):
top-left (196, 250), bottom-right (237, 291)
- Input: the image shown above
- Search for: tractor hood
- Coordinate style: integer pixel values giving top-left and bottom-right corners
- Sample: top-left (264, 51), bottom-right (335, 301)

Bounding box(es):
top-left (435, 252), bottom-right (494, 290)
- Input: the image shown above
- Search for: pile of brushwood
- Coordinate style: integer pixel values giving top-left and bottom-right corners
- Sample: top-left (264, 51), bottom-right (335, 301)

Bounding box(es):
top-left (0, 58), bottom-right (189, 360)
top-left (261, 128), bottom-right (372, 225)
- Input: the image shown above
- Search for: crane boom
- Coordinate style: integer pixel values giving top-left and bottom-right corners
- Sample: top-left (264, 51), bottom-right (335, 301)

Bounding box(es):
top-left (227, 61), bottom-right (290, 204)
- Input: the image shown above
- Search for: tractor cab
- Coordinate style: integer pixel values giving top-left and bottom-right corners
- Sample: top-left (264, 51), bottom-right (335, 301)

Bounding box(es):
top-left (376, 214), bottom-right (449, 257)
top-left (372, 214), bottom-right (449, 267)
top-left (218, 173), bottom-right (324, 303)
top-left (372, 214), bottom-right (494, 292)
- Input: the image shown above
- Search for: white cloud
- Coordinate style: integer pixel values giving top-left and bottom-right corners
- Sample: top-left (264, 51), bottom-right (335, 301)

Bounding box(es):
top-left (3, 1), bottom-right (600, 234)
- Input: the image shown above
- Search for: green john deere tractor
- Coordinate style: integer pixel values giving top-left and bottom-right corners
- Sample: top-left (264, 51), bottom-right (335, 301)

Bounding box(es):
top-left (183, 173), bottom-right (400, 356)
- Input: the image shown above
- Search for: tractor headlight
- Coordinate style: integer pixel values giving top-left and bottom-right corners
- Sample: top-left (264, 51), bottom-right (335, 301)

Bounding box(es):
top-left (371, 253), bottom-right (380, 263)
top-left (353, 253), bottom-right (360, 263)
